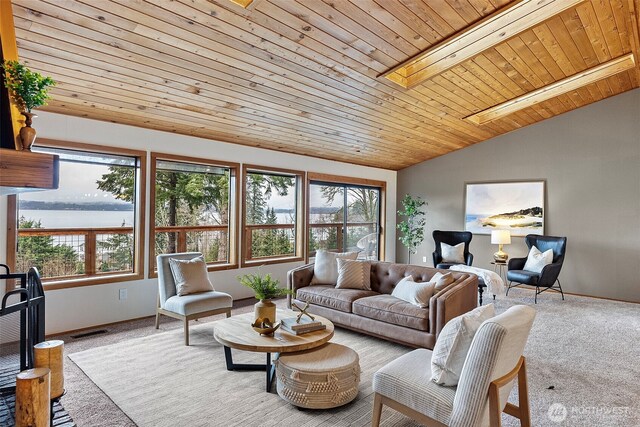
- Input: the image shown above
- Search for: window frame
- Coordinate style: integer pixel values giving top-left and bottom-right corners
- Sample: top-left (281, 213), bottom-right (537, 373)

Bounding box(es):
top-left (6, 139), bottom-right (147, 290)
top-left (241, 164), bottom-right (305, 267)
top-left (148, 152), bottom-right (240, 278)
top-left (305, 172), bottom-right (386, 263)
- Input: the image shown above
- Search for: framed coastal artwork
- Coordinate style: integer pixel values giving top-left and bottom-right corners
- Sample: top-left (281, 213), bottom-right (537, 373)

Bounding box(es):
top-left (464, 180), bottom-right (545, 236)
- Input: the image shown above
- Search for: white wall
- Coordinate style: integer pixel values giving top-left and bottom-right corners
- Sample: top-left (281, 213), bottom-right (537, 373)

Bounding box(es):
top-left (1, 112), bottom-right (396, 335)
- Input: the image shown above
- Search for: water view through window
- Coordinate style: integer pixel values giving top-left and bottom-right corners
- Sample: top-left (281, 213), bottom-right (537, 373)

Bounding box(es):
top-left (17, 147), bottom-right (139, 279)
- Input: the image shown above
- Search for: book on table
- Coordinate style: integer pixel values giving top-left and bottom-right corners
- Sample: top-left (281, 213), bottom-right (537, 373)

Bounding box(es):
top-left (281, 323), bottom-right (326, 335)
top-left (281, 317), bottom-right (323, 331)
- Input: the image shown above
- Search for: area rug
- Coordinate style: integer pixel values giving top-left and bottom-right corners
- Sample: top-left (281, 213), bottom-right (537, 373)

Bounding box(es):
top-left (68, 289), bottom-right (640, 427)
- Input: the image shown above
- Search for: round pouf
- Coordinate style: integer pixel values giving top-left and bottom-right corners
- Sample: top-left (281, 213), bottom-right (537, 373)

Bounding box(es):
top-left (276, 343), bottom-right (360, 409)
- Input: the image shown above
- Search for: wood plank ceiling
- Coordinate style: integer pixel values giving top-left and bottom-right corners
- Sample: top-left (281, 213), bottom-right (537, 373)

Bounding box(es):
top-left (11, 0), bottom-right (640, 170)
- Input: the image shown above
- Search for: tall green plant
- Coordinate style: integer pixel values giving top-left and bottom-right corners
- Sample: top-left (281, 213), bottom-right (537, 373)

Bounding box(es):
top-left (2, 60), bottom-right (55, 112)
top-left (397, 194), bottom-right (427, 264)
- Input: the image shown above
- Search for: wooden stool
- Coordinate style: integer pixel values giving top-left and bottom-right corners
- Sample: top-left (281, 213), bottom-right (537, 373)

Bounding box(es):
top-left (34, 340), bottom-right (65, 399)
top-left (15, 368), bottom-right (51, 427)
top-left (276, 343), bottom-right (360, 409)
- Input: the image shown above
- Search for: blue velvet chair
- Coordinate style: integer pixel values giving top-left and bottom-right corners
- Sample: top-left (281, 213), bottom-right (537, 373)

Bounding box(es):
top-left (506, 235), bottom-right (567, 303)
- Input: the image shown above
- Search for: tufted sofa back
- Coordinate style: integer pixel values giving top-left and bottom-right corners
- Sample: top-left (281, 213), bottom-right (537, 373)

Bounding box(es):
top-left (287, 261), bottom-right (471, 296)
top-left (370, 262), bottom-right (463, 294)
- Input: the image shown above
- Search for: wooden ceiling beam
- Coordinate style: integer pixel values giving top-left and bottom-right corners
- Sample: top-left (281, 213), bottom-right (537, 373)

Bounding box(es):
top-left (380, 0), bottom-right (586, 89)
top-left (465, 53), bottom-right (636, 124)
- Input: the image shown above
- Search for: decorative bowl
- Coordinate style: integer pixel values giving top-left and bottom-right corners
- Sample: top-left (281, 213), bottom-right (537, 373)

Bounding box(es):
top-left (251, 318), bottom-right (281, 336)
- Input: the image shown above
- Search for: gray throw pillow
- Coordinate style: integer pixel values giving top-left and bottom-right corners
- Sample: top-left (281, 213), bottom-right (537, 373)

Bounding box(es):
top-left (441, 242), bottom-right (465, 264)
top-left (169, 256), bottom-right (214, 296)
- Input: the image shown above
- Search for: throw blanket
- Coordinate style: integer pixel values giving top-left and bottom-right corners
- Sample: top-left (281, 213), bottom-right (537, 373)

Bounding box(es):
top-left (450, 265), bottom-right (505, 296)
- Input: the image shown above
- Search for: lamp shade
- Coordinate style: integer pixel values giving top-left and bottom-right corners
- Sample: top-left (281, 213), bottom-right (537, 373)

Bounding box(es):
top-left (491, 230), bottom-right (511, 245)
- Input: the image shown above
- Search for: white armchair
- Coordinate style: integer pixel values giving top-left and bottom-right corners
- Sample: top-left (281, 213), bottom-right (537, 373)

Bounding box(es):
top-left (372, 305), bottom-right (536, 427)
top-left (155, 252), bottom-right (233, 346)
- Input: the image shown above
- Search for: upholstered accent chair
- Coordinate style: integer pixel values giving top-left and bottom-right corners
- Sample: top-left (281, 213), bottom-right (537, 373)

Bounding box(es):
top-left (506, 235), bottom-right (567, 303)
top-left (156, 252), bottom-right (233, 345)
top-left (371, 305), bottom-right (536, 427)
top-left (432, 230), bottom-right (474, 269)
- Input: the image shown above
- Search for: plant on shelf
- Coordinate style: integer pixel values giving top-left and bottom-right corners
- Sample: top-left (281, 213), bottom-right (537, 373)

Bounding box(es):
top-left (238, 273), bottom-right (292, 323)
top-left (397, 194), bottom-right (427, 264)
top-left (2, 60), bottom-right (56, 150)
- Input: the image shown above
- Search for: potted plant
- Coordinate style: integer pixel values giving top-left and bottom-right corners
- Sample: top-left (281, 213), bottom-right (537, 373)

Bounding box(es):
top-left (238, 273), bottom-right (292, 323)
top-left (2, 60), bottom-right (55, 151)
top-left (397, 194), bottom-right (427, 264)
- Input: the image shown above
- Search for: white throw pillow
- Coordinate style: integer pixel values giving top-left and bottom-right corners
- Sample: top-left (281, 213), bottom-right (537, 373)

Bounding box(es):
top-left (431, 304), bottom-right (496, 386)
top-left (441, 242), bottom-right (465, 264)
top-left (168, 256), bottom-right (214, 296)
top-left (391, 276), bottom-right (435, 308)
top-left (335, 259), bottom-right (371, 290)
top-left (523, 246), bottom-right (553, 273)
top-left (311, 250), bottom-right (359, 285)
top-left (431, 272), bottom-right (455, 292)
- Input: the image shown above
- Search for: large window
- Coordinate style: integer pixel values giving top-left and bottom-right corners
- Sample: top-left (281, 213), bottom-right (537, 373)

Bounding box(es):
top-left (308, 174), bottom-right (384, 261)
top-left (242, 166), bottom-right (304, 265)
top-left (150, 154), bottom-right (238, 274)
top-left (14, 141), bottom-right (145, 287)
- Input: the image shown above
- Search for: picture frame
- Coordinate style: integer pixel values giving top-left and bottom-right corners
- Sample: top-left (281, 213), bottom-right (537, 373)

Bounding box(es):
top-left (464, 180), bottom-right (545, 236)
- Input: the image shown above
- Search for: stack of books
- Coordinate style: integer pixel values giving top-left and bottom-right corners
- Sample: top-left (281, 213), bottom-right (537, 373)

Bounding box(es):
top-left (281, 317), bottom-right (326, 335)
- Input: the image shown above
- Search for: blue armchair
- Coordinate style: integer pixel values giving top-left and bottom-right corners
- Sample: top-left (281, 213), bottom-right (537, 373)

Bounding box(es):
top-left (506, 235), bottom-right (567, 303)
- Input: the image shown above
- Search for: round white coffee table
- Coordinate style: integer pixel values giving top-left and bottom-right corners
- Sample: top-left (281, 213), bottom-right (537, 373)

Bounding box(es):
top-left (213, 309), bottom-right (334, 392)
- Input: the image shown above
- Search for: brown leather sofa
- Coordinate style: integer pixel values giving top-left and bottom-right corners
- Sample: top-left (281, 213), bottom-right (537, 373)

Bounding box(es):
top-left (287, 261), bottom-right (478, 349)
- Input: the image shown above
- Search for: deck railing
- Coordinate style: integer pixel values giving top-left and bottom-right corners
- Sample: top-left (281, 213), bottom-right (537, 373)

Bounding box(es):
top-left (17, 221), bottom-right (378, 279)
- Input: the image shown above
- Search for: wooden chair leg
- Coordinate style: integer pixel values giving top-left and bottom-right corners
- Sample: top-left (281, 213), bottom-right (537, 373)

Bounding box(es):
top-left (489, 357), bottom-right (530, 427)
top-left (184, 319), bottom-right (189, 346)
top-left (518, 359), bottom-right (531, 427)
top-left (155, 311), bottom-right (160, 329)
top-left (226, 309), bottom-right (231, 318)
top-left (488, 381), bottom-right (502, 427)
top-left (371, 393), bottom-right (383, 427)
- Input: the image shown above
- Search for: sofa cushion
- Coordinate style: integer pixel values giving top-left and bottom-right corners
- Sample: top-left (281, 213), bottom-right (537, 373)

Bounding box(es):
top-left (296, 285), bottom-right (377, 313)
top-left (353, 295), bottom-right (429, 331)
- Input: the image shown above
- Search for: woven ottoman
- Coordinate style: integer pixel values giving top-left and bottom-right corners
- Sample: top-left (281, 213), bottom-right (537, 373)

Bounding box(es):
top-left (275, 343), bottom-right (360, 409)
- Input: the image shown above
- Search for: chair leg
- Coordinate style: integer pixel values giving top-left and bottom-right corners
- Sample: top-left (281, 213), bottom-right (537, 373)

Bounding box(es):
top-left (371, 393), bottom-right (383, 427)
top-left (518, 359), bottom-right (531, 427)
top-left (155, 310), bottom-right (160, 329)
top-left (557, 279), bottom-right (565, 300)
top-left (226, 309), bottom-right (231, 318)
top-left (506, 282), bottom-right (512, 296)
top-left (184, 319), bottom-right (189, 346)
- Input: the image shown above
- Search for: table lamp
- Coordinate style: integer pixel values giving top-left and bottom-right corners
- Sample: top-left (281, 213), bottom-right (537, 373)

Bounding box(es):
top-left (491, 230), bottom-right (511, 262)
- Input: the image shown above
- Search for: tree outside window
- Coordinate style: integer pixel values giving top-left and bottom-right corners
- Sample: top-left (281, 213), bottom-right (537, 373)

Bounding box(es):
top-left (244, 170), bottom-right (299, 261)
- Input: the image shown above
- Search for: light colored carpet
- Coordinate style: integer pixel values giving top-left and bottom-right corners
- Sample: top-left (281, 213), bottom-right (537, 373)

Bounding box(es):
top-left (68, 289), bottom-right (640, 426)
